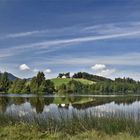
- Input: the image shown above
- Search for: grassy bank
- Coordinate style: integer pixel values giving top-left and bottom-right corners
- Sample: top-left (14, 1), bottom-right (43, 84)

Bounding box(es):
top-left (0, 112), bottom-right (140, 140)
top-left (0, 123), bottom-right (140, 140)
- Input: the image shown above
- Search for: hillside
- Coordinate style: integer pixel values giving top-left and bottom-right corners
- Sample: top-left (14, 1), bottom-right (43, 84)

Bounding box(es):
top-left (0, 72), bottom-right (18, 81)
top-left (73, 72), bottom-right (112, 82)
top-left (7, 73), bottom-right (18, 81)
top-left (51, 78), bottom-right (94, 87)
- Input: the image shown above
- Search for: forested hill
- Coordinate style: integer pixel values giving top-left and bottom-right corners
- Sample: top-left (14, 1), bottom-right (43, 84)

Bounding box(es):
top-left (0, 71), bottom-right (140, 95)
top-left (0, 72), bottom-right (17, 81)
top-left (73, 72), bottom-right (112, 82)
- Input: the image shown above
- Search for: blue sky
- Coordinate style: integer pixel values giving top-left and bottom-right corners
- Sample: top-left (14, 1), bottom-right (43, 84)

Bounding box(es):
top-left (1, 0), bottom-right (140, 80)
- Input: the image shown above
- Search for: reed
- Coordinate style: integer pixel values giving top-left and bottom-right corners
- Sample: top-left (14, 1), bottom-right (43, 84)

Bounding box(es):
top-left (0, 111), bottom-right (140, 136)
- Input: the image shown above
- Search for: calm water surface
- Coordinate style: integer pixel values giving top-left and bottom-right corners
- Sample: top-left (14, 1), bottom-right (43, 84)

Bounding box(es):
top-left (0, 94), bottom-right (140, 121)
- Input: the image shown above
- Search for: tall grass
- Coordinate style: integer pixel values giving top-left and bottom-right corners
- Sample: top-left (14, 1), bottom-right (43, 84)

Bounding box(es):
top-left (0, 110), bottom-right (140, 136)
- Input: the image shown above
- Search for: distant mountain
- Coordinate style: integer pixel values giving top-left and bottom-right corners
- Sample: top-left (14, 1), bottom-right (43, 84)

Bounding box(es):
top-left (0, 72), bottom-right (18, 81)
top-left (7, 72), bottom-right (18, 81)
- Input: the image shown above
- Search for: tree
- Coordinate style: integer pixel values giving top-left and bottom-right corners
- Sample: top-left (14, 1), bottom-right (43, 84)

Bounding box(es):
top-left (30, 72), bottom-right (54, 94)
top-left (21, 85), bottom-right (30, 94)
top-left (30, 77), bottom-right (38, 93)
top-left (9, 79), bottom-right (27, 93)
top-left (57, 72), bottom-right (70, 78)
top-left (0, 72), bottom-right (10, 93)
top-left (73, 72), bottom-right (112, 82)
top-left (45, 80), bottom-right (55, 94)
top-left (58, 73), bottom-right (63, 78)
top-left (65, 72), bottom-right (70, 78)
top-left (36, 72), bottom-right (45, 86)
top-left (58, 84), bottom-right (67, 95)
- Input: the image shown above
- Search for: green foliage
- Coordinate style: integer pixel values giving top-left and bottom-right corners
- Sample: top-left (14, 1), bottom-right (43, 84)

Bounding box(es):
top-left (21, 85), bottom-right (30, 94)
top-left (1, 112), bottom-right (140, 139)
top-left (0, 123), bottom-right (140, 140)
top-left (73, 72), bottom-right (112, 82)
top-left (38, 80), bottom-right (54, 94)
top-left (0, 72), bottom-right (11, 93)
top-left (55, 76), bottom-right (140, 95)
top-left (36, 72), bottom-right (45, 86)
top-left (9, 79), bottom-right (27, 94)
top-left (57, 80), bottom-right (89, 94)
top-left (30, 72), bottom-right (55, 94)
top-left (58, 72), bottom-right (70, 78)
top-left (57, 83), bottom-right (67, 95)
top-left (87, 79), bottom-right (140, 95)
top-left (51, 78), bottom-right (93, 88)
top-left (30, 77), bottom-right (38, 93)
top-left (30, 72), bottom-right (46, 94)
top-left (45, 80), bottom-right (55, 94)
top-left (1, 71), bottom-right (140, 95)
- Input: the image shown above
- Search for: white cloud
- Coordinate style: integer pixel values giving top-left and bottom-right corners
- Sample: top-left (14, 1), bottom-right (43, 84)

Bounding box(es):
top-left (33, 68), bottom-right (39, 73)
top-left (44, 69), bottom-right (52, 73)
top-left (91, 64), bottom-right (116, 77)
top-left (19, 64), bottom-right (30, 71)
top-left (91, 64), bottom-right (106, 71)
top-left (70, 72), bottom-right (74, 77)
top-left (96, 69), bottom-right (116, 77)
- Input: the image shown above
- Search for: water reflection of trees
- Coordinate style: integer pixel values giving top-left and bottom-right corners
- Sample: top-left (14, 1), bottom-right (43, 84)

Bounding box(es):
top-left (0, 96), bottom-right (140, 113)
top-left (30, 97), bottom-right (54, 113)
top-left (72, 96), bottom-right (140, 110)
top-left (67, 96), bottom-right (81, 103)
top-left (0, 97), bottom-right (54, 114)
top-left (0, 97), bottom-right (9, 113)
top-left (12, 97), bottom-right (25, 105)
top-left (114, 96), bottom-right (140, 105)
top-left (0, 97), bottom-right (27, 113)
top-left (44, 97), bottom-right (54, 105)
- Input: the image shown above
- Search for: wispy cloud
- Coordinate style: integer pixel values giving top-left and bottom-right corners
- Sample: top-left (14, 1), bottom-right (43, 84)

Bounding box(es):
top-left (1, 21), bottom-right (140, 59)
top-left (2, 21), bottom-right (140, 40)
top-left (0, 25), bottom-right (81, 39)
top-left (5, 30), bottom-right (46, 38)
top-left (32, 52), bottom-right (140, 66)
top-left (1, 28), bottom-right (140, 56)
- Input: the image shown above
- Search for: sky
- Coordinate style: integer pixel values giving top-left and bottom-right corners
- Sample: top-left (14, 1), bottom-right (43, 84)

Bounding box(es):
top-left (1, 0), bottom-right (140, 80)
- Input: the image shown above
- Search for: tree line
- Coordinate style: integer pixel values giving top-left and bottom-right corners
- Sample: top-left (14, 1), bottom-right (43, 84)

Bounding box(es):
top-left (0, 71), bottom-right (140, 95)
top-left (57, 72), bottom-right (140, 95)
top-left (71, 72), bottom-right (140, 94)
top-left (0, 72), bottom-right (54, 95)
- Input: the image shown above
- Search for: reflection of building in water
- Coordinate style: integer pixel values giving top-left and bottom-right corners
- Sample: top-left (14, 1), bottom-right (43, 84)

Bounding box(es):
top-left (61, 104), bottom-right (65, 107)
top-left (68, 103), bottom-right (73, 110)
top-left (58, 104), bottom-right (69, 109)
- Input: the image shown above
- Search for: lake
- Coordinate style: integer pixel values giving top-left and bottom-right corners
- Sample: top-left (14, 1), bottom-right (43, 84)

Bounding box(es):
top-left (0, 94), bottom-right (140, 121)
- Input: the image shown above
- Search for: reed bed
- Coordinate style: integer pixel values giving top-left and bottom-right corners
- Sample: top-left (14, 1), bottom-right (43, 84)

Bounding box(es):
top-left (0, 110), bottom-right (140, 136)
